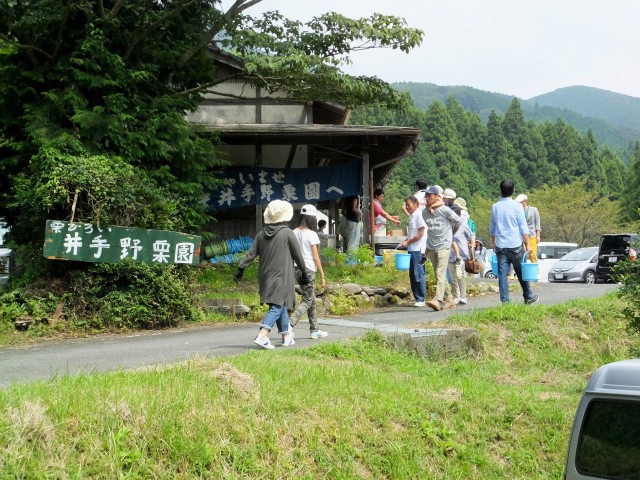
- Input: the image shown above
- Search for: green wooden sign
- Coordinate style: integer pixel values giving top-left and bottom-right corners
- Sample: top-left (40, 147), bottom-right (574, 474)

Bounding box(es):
top-left (43, 220), bottom-right (202, 266)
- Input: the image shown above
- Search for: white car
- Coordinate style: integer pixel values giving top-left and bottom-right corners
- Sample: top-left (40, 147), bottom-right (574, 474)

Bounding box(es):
top-left (536, 242), bottom-right (578, 283)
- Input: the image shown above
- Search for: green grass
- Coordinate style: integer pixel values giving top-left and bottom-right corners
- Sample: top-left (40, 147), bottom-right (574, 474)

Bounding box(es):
top-left (1, 294), bottom-right (636, 479)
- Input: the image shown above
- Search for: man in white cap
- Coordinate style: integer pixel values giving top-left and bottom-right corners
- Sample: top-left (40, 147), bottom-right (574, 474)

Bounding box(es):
top-left (515, 194), bottom-right (541, 260)
top-left (236, 199), bottom-right (310, 350)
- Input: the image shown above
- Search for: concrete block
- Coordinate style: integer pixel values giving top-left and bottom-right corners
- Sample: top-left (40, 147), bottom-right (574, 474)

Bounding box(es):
top-left (385, 326), bottom-right (481, 360)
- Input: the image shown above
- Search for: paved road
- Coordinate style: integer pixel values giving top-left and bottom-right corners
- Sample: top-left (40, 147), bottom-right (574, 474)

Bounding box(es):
top-left (0, 282), bottom-right (617, 389)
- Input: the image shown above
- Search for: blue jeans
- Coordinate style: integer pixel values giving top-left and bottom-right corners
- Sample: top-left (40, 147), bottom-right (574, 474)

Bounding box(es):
top-left (496, 246), bottom-right (534, 303)
top-left (409, 251), bottom-right (426, 302)
top-left (260, 304), bottom-right (290, 334)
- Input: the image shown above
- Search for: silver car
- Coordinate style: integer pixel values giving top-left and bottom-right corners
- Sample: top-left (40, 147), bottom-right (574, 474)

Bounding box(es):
top-left (548, 247), bottom-right (598, 284)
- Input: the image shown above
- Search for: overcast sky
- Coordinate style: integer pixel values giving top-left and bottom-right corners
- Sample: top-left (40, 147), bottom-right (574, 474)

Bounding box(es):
top-left (232, 0), bottom-right (640, 100)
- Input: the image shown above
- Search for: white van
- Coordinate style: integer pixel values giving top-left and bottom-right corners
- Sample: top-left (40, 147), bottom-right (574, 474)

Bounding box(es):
top-left (536, 242), bottom-right (578, 282)
top-left (564, 359), bottom-right (640, 479)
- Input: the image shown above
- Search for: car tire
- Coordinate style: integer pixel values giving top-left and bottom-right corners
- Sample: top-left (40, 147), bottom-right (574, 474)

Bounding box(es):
top-left (584, 270), bottom-right (596, 284)
top-left (485, 271), bottom-right (496, 279)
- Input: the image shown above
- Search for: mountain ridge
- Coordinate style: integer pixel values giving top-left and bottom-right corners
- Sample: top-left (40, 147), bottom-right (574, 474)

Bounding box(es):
top-left (393, 82), bottom-right (640, 152)
top-left (528, 85), bottom-right (640, 131)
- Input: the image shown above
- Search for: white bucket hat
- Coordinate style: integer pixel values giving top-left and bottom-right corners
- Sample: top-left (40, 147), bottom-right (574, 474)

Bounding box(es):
top-left (443, 188), bottom-right (457, 200)
top-left (263, 200), bottom-right (293, 224)
top-left (515, 194), bottom-right (527, 203)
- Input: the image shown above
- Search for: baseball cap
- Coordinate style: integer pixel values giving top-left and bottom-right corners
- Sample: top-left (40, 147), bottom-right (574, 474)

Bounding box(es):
top-left (300, 204), bottom-right (318, 216)
top-left (514, 194), bottom-right (527, 202)
top-left (424, 185), bottom-right (441, 195)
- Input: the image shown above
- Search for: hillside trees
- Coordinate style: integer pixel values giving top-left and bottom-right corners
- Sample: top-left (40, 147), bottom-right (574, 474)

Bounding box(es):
top-left (623, 142), bottom-right (640, 221)
top-left (351, 91), bottom-right (633, 242)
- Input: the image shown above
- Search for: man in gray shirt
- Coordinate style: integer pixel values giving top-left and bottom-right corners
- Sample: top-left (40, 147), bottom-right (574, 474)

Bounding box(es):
top-left (422, 186), bottom-right (461, 311)
top-left (515, 194), bottom-right (541, 261)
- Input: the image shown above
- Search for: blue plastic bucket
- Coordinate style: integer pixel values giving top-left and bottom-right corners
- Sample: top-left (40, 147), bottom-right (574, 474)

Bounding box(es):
top-left (395, 252), bottom-right (411, 271)
top-left (375, 255), bottom-right (383, 264)
top-left (521, 252), bottom-right (538, 281)
top-left (490, 254), bottom-right (499, 276)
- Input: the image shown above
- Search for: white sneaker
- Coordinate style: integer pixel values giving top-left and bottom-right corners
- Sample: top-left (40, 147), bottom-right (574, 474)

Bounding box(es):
top-left (458, 297), bottom-right (467, 305)
top-left (283, 334), bottom-right (295, 346)
top-left (254, 336), bottom-right (275, 350)
top-left (310, 330), bottom-right (328, 339)
top-left (413, 301), bottom-right (426, 307)
top-left (453, 297), bottom-right (461, 305)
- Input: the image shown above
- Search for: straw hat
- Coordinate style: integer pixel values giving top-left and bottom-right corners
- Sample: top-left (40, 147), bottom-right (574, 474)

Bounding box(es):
top-left (454, 197), bottom-right (467, 210)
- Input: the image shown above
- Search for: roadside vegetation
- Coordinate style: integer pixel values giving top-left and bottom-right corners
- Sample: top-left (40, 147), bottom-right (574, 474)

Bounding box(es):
top-left (0, 246), bottom-right (422, 343)
top-left (1, 294), bottom-right (637, 479)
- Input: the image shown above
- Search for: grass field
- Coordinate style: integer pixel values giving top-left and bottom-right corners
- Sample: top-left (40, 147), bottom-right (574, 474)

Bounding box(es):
top-left (1, 294), bottom-right (636, 479)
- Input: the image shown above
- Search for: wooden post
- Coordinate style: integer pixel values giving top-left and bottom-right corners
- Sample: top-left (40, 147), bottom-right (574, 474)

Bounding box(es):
top-left (255, 144), bottom-right (263, 235)
top-left (361, 147), bottom-right (370, 247)
top-left (370, 169), bottom-right (375, 255)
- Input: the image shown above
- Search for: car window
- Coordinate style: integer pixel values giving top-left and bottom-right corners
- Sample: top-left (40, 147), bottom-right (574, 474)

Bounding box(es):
top-left (600, 236), bottom-right (634, 252)
top-left (562, 248), bottom-right (597, 261)
top-left (575, 399), bottom-right (640, 480)
top-left (538, 246), bottom-right (553, 258)
top-left (555, 247), bottom-right (574, 258)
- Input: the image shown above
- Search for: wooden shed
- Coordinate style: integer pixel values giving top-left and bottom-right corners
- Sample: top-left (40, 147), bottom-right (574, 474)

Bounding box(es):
top-left (187, 49), bottom-right (421, 246)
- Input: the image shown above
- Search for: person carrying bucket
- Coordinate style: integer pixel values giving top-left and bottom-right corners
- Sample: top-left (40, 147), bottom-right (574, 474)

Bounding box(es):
top-left (515, 193), bottom-right (541, 263)
top-left (489, 180), bottom-right (539, 305)
top-left (400, 195), bottom-right (427, 307)
top-left (422, 186), bottom-right (461, 311)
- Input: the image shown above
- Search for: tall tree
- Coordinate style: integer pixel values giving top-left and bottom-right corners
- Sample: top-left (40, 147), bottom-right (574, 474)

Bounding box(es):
top-left (422, 101), bottom-right (471, 197)
top-left (544, 119), bottom-right (585, 183)
top-left (623, 142), bottom-right (640, 221)
top-left (485, 110), bottom-right (522, 193)
top-left (531, 181), bottom-right (626, 246)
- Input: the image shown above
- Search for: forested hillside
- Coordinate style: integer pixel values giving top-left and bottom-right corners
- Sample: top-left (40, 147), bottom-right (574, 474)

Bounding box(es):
top-left (392, 82), bottom-right (640, 154)
top-left (530, 86), bottom-right (640, 131)
top-left (351, 98), bottom-right (640, 241)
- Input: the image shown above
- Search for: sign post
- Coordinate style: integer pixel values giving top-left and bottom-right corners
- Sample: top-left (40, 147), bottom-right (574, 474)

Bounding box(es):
top-left (43, 220), bottom-right (202, 266)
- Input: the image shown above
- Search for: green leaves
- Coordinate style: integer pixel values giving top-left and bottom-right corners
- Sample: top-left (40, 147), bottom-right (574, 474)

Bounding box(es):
top-left (224, 9), bottom-right (423, 110)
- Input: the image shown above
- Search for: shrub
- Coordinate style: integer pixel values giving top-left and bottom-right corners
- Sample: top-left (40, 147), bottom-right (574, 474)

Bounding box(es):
top-left (70, 262), bottom-right (201, 329)
top-left (613, 246), bottom-right (640, 334)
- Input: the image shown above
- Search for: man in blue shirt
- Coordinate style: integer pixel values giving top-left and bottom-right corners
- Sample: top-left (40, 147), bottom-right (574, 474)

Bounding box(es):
top-left (490, 180), bottom-right (539, 305)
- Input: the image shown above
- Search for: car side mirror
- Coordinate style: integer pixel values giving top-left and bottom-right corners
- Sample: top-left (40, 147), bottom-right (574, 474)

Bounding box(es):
top-left (540, 253), bottom-right (547, 259)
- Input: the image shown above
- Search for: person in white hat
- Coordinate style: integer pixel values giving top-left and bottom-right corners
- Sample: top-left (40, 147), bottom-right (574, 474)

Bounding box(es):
top-left (442, 188), bottom-right (456, 207)
top-left (236, 199), bottom-right (310, 350)
top-left (515, 193), bottom-right (541, 261)
top-left (290, 204), bottom-right (329, 339)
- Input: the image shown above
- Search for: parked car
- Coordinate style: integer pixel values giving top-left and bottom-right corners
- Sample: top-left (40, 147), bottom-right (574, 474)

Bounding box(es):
top-left (0, 222), bottom-right (10, 286)
top-left (536, 242), bottom-right (578, 282)
top-left (0, 247), bottom-right (10, 285)
top-left (482, 248), bottom-right (496, 278)
top-left (595, 233), bottom-right (639, 283)
top-left (548, 247), bottom-right (598, 284)
top-left (564, 359), bottom-right (640, 479)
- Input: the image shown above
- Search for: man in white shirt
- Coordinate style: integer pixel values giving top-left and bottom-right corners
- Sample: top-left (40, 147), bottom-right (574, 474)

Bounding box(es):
top-left (402, 178), bottom-right (428, 216)
top-left (401, 195), bottom-right (427, 307)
